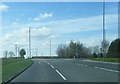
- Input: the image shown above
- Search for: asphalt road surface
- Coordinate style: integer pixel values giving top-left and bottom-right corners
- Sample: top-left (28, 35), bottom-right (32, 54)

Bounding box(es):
top-left (11, 59), bottom-right (119, 82)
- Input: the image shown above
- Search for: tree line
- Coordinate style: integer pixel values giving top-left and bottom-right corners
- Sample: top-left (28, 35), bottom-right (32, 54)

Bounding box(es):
top-left (56, 38), bottom-right (120, 58)
top-left (56, 41), bottom-right (90, 58)
top-left (4, 49), bottom-right (26, 58)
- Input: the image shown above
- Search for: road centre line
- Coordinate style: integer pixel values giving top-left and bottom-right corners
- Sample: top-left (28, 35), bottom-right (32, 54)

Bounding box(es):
top-left (48, 63), bottom-right (66, 80)
top-left (56, 70), bottom-right (67, 80)
top-left (50, 65), bottom-right (54, 69)
top-left (42, 61), bottom-right (50, 65)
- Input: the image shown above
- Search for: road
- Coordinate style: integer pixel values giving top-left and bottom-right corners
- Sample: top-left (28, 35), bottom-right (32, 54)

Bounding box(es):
top-left (11, 59), bottom-right (119, 82)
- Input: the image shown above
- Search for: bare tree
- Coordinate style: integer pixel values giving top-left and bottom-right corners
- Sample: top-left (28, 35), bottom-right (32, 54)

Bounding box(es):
top-left (101, 40), bottom-right (109, 57)
top-left (9, 51), bottom-right (15, 58)
top-left (93, 45), bottom-right (99, 54)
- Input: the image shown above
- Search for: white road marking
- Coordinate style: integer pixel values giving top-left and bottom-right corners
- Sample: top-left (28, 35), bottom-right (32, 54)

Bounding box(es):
top-left (75, 63), bottom-right (85, 66)
top-left (60, 61), bottom-right (72, 64)
top-left (50, 65), bottom-right (54, 69)
top-left (94, 67), bottom-right (119, 73)
top-left (99, 67), bottom-right (119, 73)
top-left (84, 65), bottom-right (88, 67)
top-left (76, 63), bottom-right (81, 65)
top-left (76, 63), bottom-right (119, 73)
top-left (82, 60), bottom-right (119, 65)
top-left (42, 61), bottom-right (47, 63)
top-left (99, 67), bottom-right (106, 70)
top-left (56, 70), bottom-right (67, 80)
top-left (94, 67), bottom-right (99, 69)
top-left (48, 63), bottom-right (50, 65)
top-left (114, 70), bottom-right (119, 73)
top-left (39, 62), bottom-right (41, 63)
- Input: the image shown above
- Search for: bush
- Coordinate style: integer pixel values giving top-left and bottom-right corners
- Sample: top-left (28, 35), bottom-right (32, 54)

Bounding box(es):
top-left (107, 38), bottom-right (120, 58)
top-left (19, 49), bottom-right (26, 58)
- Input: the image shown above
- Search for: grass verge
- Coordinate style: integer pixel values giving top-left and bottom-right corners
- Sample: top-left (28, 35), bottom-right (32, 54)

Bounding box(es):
top-left (0, 59), bottom-right (2, 83)
top-left (2, 58), bottom-right (33, 82)
top-left (89, 58), bottom-right (120, 63)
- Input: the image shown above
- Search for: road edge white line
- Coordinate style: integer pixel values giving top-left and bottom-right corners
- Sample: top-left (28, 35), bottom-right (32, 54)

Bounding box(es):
top-left (56, 70), bottom-right (67, 80)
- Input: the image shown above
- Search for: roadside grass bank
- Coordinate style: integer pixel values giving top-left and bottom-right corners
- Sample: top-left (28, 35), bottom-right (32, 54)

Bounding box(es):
top-left (89, 58), bottom-right (120, 63)
top-left (2, 58), bottom-right (33, 82)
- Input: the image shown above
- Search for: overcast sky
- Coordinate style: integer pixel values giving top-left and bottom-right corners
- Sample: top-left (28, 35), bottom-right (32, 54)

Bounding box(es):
top-left (0, 2), bottom-right (118, 58)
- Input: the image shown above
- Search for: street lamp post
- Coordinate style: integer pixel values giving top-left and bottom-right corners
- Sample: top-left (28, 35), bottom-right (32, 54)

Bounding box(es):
top-left (77, 40), bottom-right (79, 58)
top-left (50, 40), bottom-right (51, 57)
top-left (103, 0), bottom-right (106, 61)
top-left (15, 45), bottom-right (17, 57)
top-left (18, 47), bottom-right (20, 57)
top-left (29, 27), bottom-right (31, 58)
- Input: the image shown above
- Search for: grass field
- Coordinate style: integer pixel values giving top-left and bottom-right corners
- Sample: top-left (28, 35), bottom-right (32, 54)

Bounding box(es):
top-left (2, 58), bottom-right (33, 82)
top-left (89, 58), bottom-right (119, 63)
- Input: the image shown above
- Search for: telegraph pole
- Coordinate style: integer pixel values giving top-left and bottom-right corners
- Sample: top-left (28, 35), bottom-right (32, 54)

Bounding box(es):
top-left (15, 45), bottom-right (17, 57)
top-left (77, 41), bottom-right (79, 58)
top-left (18, 47), bottom-right (20, 57)
top-left (50, 40), bottom-right (51, 57)
top-left (103, 0), bottom-right (106, 60)
top-left (36, 52), bottom-right (37, 57)
top-left (29, 27), bottom-right (31, 58)
top-left (118, 4), bottom-right (120, 72)
top-left (36, 48), bottom-right (38, 57)
top-left (41, 53), bottom-right (43, 57)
